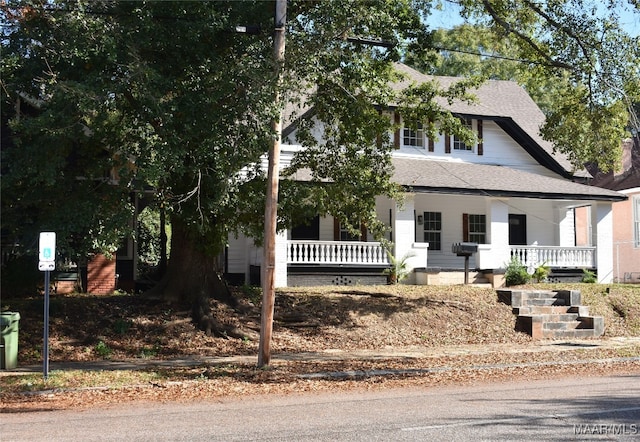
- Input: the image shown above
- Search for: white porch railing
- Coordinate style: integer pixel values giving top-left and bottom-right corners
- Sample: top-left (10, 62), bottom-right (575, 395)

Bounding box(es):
top-left (287, 240), bottom-right (389, 265)
top-left (510, 246), bottom-right (596, 269)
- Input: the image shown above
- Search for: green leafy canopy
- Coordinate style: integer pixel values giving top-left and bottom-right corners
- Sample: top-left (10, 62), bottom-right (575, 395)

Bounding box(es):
top-left (2, 0), bottom-right (638, 265)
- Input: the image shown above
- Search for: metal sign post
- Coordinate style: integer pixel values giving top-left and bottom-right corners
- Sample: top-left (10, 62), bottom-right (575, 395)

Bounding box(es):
top-left (39, 232), bottom-right (56, 380)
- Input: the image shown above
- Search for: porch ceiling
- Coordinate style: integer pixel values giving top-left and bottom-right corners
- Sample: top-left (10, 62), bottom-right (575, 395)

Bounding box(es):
top-left (392, 158), bottom-right (627, 202)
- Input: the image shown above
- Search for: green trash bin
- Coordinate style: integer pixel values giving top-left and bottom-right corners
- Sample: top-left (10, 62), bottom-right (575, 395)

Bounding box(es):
top-left (1, 312), bottom-right (20, 369)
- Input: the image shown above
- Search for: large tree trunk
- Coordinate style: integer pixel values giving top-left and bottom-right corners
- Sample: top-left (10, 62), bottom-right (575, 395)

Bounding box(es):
top-left (146, 218), bottom-right (237, 335)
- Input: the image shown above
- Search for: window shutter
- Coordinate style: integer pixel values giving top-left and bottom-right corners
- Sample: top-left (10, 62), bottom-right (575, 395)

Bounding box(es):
top-left (428, 119), bottom-right (434, 152)
top-left (360, 224), bottom-right (367, 242)
top-left (477, 119), bottom-right (483, 156)
top-left (444, 132), bottom-right (451, 153)
top-left (393, 112), bottom-right (400, 149)
top-left (462, 213), bottom-right (469, 242)
top-left (333, 218), bottom-right (340, 241)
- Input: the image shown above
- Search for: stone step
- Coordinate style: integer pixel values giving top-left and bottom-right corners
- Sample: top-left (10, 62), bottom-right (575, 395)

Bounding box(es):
top-left (517, 305), bottom-right (575, 315)
top-left (540, 313), bottom-right (580, 323)
top-left (542, 328), bottom-right (599, 339)
top-left (523, 298), bottom-right (568, 306)
top-left (519, 291), bottom-right (561, 298)
top-left (543, 320), bottom-right (582, 331)
top-left (499, 289), bottom-right (602, 339)
top-left (499, 289), bottom-right (583, 309)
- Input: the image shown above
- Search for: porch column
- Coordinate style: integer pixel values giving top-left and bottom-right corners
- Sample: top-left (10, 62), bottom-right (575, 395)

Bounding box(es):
top-left (393, 194), bottom-right (421, 269)
top-left (556, 206), bottom-right (575, 247)
top-left (274, 229), bottom-right (288, 287)
top-left (479, 199), bottom-right (509, 269)
top-left (592, 202), bottom-right (614, 283)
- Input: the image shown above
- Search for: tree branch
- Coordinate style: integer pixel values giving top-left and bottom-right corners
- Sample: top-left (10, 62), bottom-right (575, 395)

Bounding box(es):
top-left (480, 0), bottom-right (575, 71)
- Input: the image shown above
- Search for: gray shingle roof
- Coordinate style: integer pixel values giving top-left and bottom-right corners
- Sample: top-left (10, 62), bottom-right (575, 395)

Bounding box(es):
top-left (391, 63), bottom-right (584, 177)
top-left (392, 157), bottom-right (625, 202)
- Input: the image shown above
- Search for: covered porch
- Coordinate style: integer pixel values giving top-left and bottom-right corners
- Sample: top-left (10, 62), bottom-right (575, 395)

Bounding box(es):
top-left (227, 160), bottom-right (624, 287)
top-left (286, 241), bottom-right (597, 270)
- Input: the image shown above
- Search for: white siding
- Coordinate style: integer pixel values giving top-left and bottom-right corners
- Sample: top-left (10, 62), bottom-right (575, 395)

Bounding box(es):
top-left (394, 119), bottom-right (556, 177)
top-left (413, 194), bottom-right (576, 269)
top-left (414, 194), bottom-right (486, 269)
top-left (226, 234), bottom-right (258, 275)
top-left (375, 196), bottom-right (394, 242)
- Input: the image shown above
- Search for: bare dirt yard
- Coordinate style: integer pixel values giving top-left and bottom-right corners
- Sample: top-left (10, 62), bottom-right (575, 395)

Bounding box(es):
top-left (2, 283), bottom-right (639, 411)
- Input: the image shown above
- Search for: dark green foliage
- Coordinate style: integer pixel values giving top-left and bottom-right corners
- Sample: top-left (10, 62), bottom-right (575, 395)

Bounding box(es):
top-left (0, 255), bottom-right (42, 298)
top-left (1, 1), bottom-right (638, 304)
top-left (582, 269), bottom-right (597, 283)
top-left (505, 257), bottom-right (531, 286)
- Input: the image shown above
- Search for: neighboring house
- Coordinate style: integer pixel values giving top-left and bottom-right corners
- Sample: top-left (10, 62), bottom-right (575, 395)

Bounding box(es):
top-left (225, 63), bottom-right (626, 287)
top-left (575, 136), bottom-right (640, 283)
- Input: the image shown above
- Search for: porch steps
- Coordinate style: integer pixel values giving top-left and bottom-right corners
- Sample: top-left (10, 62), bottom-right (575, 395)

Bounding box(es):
top-left (547, 268), bottom-right (594, 284)
top-left (497, 289), bottom-right (604, 339)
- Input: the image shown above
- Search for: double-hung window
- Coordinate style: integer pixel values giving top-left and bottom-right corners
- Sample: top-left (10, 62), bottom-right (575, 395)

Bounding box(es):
top-left (453, 118), bottom-right (473, 151)
top-left (423, 211), bottom-right (442, 250)
top-left (339, 222), bottom-right (361, 241)
top-left (403, 123), bottom-right (424, 148)
top-left (468, 214), bottom-right (486, 244)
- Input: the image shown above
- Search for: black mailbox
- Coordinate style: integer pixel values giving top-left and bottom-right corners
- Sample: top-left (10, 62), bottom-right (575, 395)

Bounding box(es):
top-left (452, 242), bottom-right (478, 285)
top-left (452, 242), bottom-right (478, 256)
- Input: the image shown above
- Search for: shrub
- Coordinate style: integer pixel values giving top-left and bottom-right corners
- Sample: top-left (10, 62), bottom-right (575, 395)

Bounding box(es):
top-left (505, 257), bottom-right (531, 286)
top-left (94, 340), bottom-right (112, 358)
top-left (532, 262), bottom-right (550, 283)
top-left (383, 250), bottom-right (416, 284)
top-left (582, 268), bottom-right (597, 283)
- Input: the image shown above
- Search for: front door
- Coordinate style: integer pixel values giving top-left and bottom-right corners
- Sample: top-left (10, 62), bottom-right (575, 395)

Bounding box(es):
top-left (509, 214), bottom-right (527, 245)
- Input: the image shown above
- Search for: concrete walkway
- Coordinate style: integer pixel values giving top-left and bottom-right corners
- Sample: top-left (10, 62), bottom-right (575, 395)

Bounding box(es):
top-left (3, 336), bottom-right (640, 376)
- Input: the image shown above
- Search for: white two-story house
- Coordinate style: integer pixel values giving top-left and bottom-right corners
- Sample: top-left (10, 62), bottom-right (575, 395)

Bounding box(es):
top-left (225, 64), bottom-right (626, 287)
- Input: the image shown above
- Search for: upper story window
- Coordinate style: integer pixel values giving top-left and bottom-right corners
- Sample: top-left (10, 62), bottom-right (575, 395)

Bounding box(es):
top-left (453, 118), bottom-right (473, 151)
top-left (403, 123), bottom-right (424, 148)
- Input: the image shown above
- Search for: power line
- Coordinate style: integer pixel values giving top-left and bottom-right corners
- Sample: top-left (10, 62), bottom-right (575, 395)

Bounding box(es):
top-left (431, 45), bottom-right (572, 69)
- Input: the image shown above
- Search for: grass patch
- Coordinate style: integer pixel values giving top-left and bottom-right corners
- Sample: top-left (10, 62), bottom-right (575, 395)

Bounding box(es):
top-left (1, 369), bottom-right (164, 393)
top-left (0, 364), bottom-right (253, 394)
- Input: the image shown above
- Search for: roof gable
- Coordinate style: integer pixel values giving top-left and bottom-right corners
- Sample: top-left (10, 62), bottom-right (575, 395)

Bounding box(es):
top-left (391, 63), bottom-right (584, 178)
top-left (283, 63), bottom-right (588, 178)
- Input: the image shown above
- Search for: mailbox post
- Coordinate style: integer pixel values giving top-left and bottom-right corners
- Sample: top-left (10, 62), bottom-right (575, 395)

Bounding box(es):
top-left (452, 242), bottom-right (478, 285)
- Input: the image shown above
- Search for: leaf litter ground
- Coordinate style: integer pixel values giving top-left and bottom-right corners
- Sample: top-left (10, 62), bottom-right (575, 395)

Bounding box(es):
top-left (2, 284), bottom-right (639, 410)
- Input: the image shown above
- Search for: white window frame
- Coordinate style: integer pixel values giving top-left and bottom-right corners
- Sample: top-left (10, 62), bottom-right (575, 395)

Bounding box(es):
top-left (403, 123), bottom-right (424, 148)
top-left (453, 118), bottom-right (474, 152)
top-left (422, 211), bottom-right (442, 251)
top-left (340, 221), bottom-right (361, 241)
top-left (468, 214), bottom-right (486, 244)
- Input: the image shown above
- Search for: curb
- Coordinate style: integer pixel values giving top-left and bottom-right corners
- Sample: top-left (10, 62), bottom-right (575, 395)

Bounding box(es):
top-left (297, 356), bottom-right (640, 380)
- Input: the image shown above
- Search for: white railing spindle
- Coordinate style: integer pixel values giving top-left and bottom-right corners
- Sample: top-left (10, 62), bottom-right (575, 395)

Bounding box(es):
top-left (287, 241), bottom-right (389, 265)
top-left (509, 246), bottom-right (596, 268)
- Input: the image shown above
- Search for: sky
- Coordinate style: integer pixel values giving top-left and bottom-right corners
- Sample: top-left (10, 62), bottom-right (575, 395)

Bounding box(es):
top-left (424, 2), bottom-right (640, 37)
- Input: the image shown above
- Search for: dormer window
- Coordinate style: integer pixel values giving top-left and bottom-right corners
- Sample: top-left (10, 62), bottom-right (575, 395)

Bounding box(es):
top-left (453, 118), bottom-right (473, 151)
top-left (403, 123), bottom-right (424, 148)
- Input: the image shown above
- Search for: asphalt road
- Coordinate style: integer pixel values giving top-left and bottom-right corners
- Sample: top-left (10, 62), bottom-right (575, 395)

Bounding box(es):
top-left (3, 374), bottom-right (639, 441)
